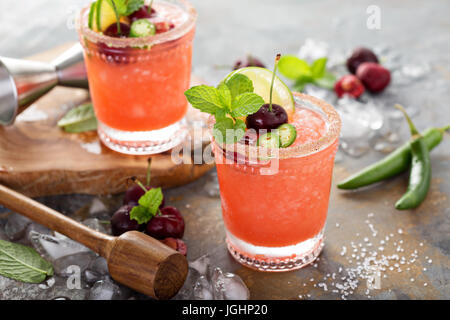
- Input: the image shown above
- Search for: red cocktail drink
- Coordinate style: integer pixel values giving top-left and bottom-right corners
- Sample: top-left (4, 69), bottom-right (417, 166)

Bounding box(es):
top-left (77, 0), bottom-right (196, 154)
top-left (212, 92), bottom-right (341, 271)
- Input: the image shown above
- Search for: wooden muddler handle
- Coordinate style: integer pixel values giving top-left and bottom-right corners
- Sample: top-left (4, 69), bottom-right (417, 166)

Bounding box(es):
top-left (0, 184), bottom-right (188, 299)
top-left (0, 184), bottom-right (114, 257)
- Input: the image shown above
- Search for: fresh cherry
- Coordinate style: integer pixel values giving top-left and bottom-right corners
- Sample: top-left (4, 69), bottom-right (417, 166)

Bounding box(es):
top-left (346, 47), bottom-right (379, 74)
top-left (104, 23), bottom-right (131, 38)
top-left (123, 184), bottom-right (165, 208)
top-left (129, 5), bottom-right (156, 22)
top-left (145, 206), bottom-right (185, 239)
top-left (233, 55), bottom-right (265, 70)
top-left (356, 62), bottom-right (391, 93)
top-left (334, 74), bottom-right (365, 98)
top-left (110, 204), bottom-right (142, 236)
top-left (246, 104), bottom-right (288, 131)
top-left (160, 237), bottom-right (187, 256)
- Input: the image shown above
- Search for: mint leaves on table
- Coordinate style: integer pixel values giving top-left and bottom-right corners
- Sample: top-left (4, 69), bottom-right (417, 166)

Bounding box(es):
top-left (130, 187), bottom-right (164, 224)
top-left (57, 103), bottom-right (97, 133)
top-left (0, 240), bottom-right (53, 283)
top-left (185, 74), bottom-right (264, 143)
top-left (278, 55), bottom-right (336, 91)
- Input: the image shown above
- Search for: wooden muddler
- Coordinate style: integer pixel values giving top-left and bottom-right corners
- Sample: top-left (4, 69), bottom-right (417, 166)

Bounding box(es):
top-left (0, 184), bottom-right (188, 300)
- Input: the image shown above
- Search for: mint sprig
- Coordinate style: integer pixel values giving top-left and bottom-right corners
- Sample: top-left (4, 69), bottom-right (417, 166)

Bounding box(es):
top-left (185, 74), bottom-right (264, 144)
top-left (278, 55), bottom-right (336, 91)
top-left (130, 187), bottom-right (163, 224)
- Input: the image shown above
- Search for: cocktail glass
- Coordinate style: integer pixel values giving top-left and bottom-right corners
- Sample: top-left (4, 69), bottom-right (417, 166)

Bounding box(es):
top-left (211, 92), bottom-right (341, 271)
top-left (77, 0), bottom-right (196, 155)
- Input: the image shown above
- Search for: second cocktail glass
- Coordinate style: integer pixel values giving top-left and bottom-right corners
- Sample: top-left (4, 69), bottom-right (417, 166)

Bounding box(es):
top-left (77, 0), bottom-right (196, 155)
top-left (212, 92), bottom-right (341, 272)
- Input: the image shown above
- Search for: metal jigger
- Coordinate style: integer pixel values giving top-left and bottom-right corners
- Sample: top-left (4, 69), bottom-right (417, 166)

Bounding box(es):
top-left (0, 43), bottom-right (88, 126)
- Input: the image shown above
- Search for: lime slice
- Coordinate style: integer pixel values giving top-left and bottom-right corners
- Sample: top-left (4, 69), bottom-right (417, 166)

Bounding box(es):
top-left (90, 0), bottom-right (123, 32)
top-left (224, 67), bottom-right (295, 119)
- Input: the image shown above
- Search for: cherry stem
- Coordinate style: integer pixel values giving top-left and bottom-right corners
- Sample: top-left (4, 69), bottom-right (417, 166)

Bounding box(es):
top-left (148, 0), bottom-right (154, 14)
top-left (146, 158), bottom-right (152, 186)
top-left (131, 177), bottom-right (148, 193)
top-left (395, 104), bottom-right (419, 136)
top-left (269, 54), bottom-right (281, 113)
top-left (110, 0), bottom-right (122, 35)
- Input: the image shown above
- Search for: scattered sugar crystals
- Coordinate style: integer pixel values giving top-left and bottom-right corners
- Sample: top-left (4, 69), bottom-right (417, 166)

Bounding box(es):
top-left (299, 214), bottom-right (431, 300)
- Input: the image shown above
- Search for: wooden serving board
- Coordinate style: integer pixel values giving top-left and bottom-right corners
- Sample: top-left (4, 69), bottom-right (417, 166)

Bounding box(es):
top-left (0, 43), bottom-right (213, 197)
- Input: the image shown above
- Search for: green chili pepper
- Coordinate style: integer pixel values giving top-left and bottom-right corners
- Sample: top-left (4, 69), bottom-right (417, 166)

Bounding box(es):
top-left (394, 105), bottom-right (431, 210)
top-left (337, 125), bottom-right (449, 190)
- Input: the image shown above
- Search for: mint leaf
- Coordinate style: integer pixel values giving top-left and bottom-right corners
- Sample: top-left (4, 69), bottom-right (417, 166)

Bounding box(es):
top-left (130, 206), bottom-right (151, 225)
top-left (278, 55), bottom-right (312, 80)
top-left (130, 187), bottom-right (163, 224)
top-left (125, 0), bottom-right (145, 15)
top-left (213, 117), bottom-right (234, 143)
top-left (231, 92), bottom-right (265, 117)
top-left (225, 74), bottom-right (254, 100)
top-left (294, 79), bottom-right (306, 92)
top-left (184, 85), bottom-right (224, 114)
top-left (0, 240), bottom-right (53, 283)
top-left (217, 83), bottom-right (232, 110)
top-left (57, 103), bottom-right (98, 133)
top-left (313, 71), bottom-right (336, 89)
top-left (311, 57), bottom-right (327, 79)
top-left (107, 0), bottom-right (127, 16)
top-left (233, 118), bottom-right (247, 142)
top-left (138, 187), bottom-right (163, 216)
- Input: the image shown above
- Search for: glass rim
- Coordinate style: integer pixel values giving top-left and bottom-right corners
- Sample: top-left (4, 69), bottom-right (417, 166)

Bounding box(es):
top-left (76, 0), bottom-right (197, 48)
top-left (209, 92), bottom-right (342, 161)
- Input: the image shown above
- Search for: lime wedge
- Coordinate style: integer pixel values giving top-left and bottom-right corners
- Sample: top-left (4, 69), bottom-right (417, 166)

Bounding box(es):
top-left (224, 67), bottom-right (295, 119)
top-left (90, 0), bottom-right (124, 32)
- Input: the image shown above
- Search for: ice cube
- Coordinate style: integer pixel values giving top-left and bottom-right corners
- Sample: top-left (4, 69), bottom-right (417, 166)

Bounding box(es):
top-left (84, 257), bottom-right (109, 285)
top-left (297, 38), bottom-right (329, 63)
top-left (193, 275), bottom-right (214, 300)
top-left (30, 231), bottom-right (91, 262)
top-left (38, 275), bottom-right (90, 300)
top-left (89, 198), bottom-right (108, 216)
top-left (4, 213), bottom-right (32, 241)
top-left (88, 278), bottom-right (130, 300)
top-left (53, 252), bottom-right (97, 277)
top-left (24, 223), bottom-right (52, 245)
top-left (337, 97), bottom-right (384, 157)
top-left (82, 218), bottom-right (108, 234)
top-left (211, 267), bottom-right (250, 300)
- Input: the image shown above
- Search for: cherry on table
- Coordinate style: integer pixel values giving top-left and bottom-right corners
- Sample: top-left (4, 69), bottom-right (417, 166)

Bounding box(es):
top-left (110, 204), bottom-right (142, 236)
top-left (346, 47), bottom-right (379, 74)
top-left (233, 55), bottom-right (266, 70)
top-left (356, 62), bottom-right (391, 93)
top-left (145, 206), bottom-right (185, 239)
top-left (246, 103), bottom-right (288, 131)
top-left (334, 74), bottom-right (365, 98)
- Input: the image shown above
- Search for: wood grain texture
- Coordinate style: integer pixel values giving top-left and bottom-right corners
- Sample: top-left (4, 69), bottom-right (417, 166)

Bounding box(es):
top-left (0, 184), bottom-right (187, 299)
top-left (0, 43), bottom-right (214, 197)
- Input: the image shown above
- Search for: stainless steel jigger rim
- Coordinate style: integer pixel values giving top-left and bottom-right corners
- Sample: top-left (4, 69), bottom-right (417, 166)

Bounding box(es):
top-left (0, 58), bottom-right (20, 126)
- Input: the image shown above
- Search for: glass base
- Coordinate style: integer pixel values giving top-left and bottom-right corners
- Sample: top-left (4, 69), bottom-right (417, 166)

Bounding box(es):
top-left (97, 119), bottom-right (187, 155)
top-left (226, 228), bottom-right (324, 272)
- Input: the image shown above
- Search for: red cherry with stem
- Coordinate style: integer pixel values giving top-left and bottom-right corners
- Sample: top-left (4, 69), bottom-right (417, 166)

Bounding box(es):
top-left (110, 204), bottom-right (143, 236)
top-left (129, 5), bottom-right (156, 22)
top-left (123, 158), bottom-right (165, 208)
top-left (145, 206), bottom-right (185, 239)
top-left (246, 54), bottom-right (288, 131)
top-left (103, 23), bottom-right (131, 38)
